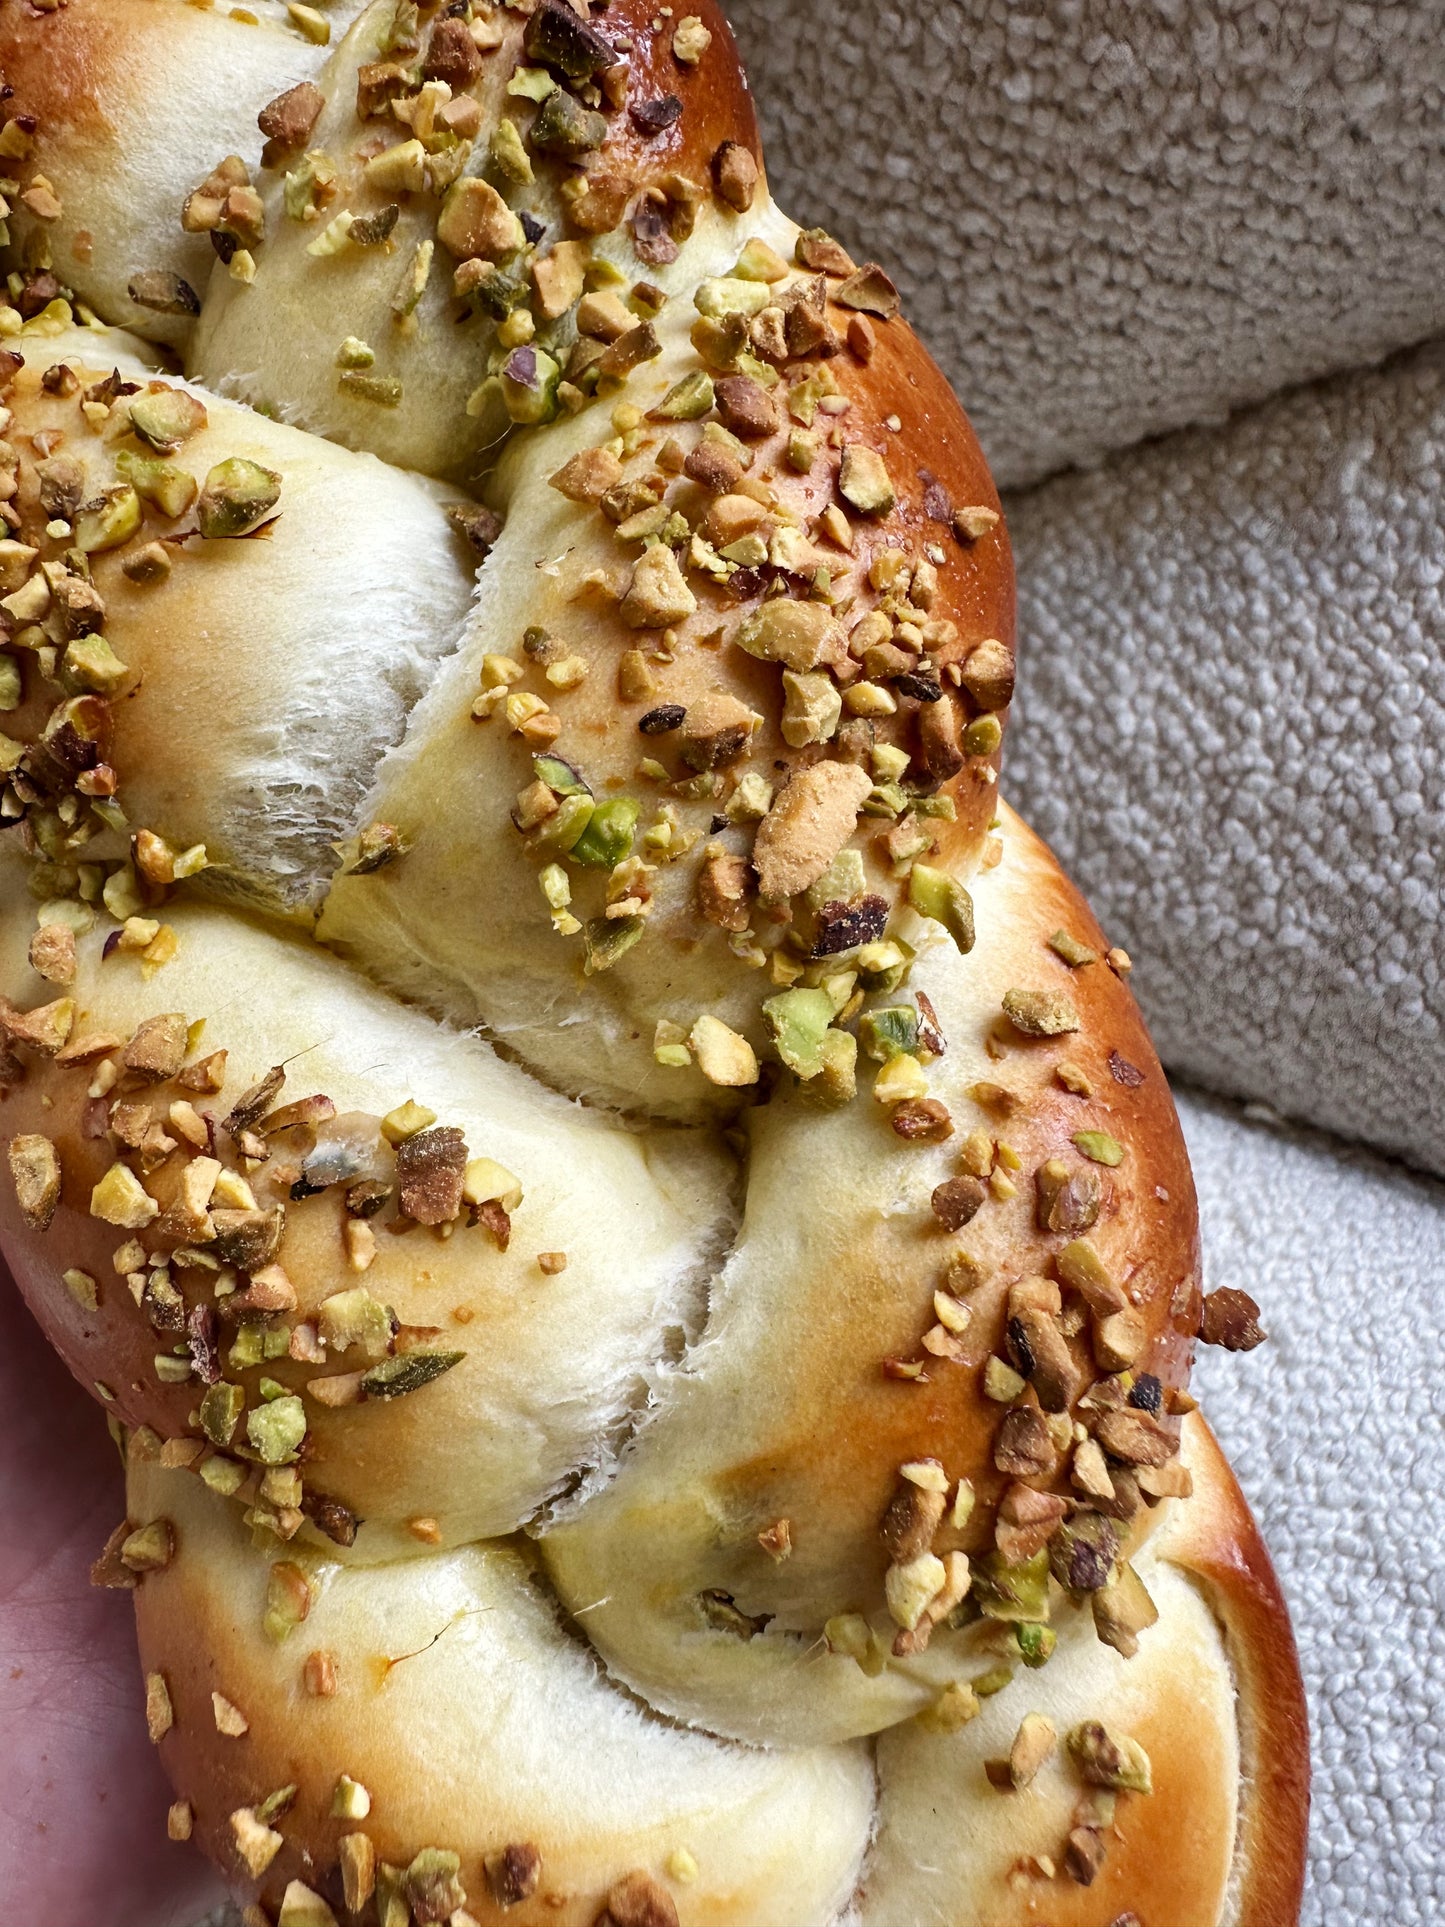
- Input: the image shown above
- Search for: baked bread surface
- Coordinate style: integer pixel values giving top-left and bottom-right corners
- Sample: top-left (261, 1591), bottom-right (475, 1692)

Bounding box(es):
top-left (0, 2), bottom-right (1306, 1921)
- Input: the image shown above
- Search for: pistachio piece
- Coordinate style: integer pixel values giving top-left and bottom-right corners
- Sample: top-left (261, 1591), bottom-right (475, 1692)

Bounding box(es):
top-left (688, 1014), bottom-right (759, 1087)
top-left (74, 486), bottom-right (142, 554)
top-left (908, 864), bottom-right (976, 952)
top-left (437, 177), bottom-right (524, 262)
top-left (1068, 1719), bottom-right (1154, 1794)
top-left (986, 1711), bottom-right (1056, 1790)
top-left (360, 1352), bottom-right (465, 1400)
top-left (735, 598), bottom-right (848, 672)
top-left (247, 1394), bottom-right (306, 1465)
top-left (619, 544), bottom-right (696, 628)
top-left (8, 1132), bottom-right (61, 1231)
top-left (1003, 988), bottom-right (1080, 1036)
top-left (838, 444), bottom-right (896, 517)
top-left (753, 761), bottom-right (872, 902)
top-left (570, 796), bottom-right (639, 868)
top-left (197, 459), bottom-right (281, 540)
top-left (128, 388), bottom-right (207, 452)
top-left (1091, 1561), bottom-right (1160, 1658)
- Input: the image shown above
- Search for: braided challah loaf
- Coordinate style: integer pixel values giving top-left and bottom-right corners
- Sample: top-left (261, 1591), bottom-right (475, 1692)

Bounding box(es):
top-left (0, 2), bottom-right (1307, 1923)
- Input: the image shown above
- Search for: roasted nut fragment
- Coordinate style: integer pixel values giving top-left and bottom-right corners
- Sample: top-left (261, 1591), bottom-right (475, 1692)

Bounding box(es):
top-left (931, 1173), bottom-right (986, 1230)
top-left (835, 264), bottom-right (901, 318)
top-left (1003, 988), bottom-right (1080, 1037)
top-left (197, 460), bottom-right (281, 540)
top-left (1036, 1158), bottom-right (1102, 1236)
top-left (881, 1476), bottom-right (947, 1564)
top-left (1091, 1562), bottom-right (1160, 1659)
top-left (128, 272), bottom-right (201, 317)
top-left (9, 1132), bottom-right (61, 1230)
top-left (229, 1805), bottom-right (283, 1877)
top-left (620, 544), bottom-right (696, 628)
top-left (961, 635), bottom-right (1016, 711)
top-left (1008, 1305), bottom-right (1082, 1412)
top-left (994, 1406), bottom-right (1058, 1481)
top-left (1049, 1510), bottom-right (1120, 1593)
top-left (995, 1483), bottom-right (1068, 1564)
top-left (838, 444), bottom-right (896, 516)
top-left (1065, 1825), bottom-right (1109, 1886)
top-left (599, 1870), bottom-right (680, 1927)
top-left (753, 761), bottom-right (872, 901)
top-left (696, 851), bottom-right (752, 931)
top-left (1094, 1407), bottom-right (1178, 1467)
top-left (122, 1013), bottom-right (188, 1083)
top-left (1199, 1286), bottom-right (1267, 1351)
top-left (395, 1125), bottom-right (467, 1225)
top-left (713, 140), bottom-right (759, 211)
top-left (986, 1711), bottom-right (1056, 1790)
top-left (258, 80), bottom-right (325, 149)
top-left (484, 1843), bottom-right (542, 1907)
top-left (1068, 1719), bottom-right (1154, 1793)
top-left (339, 1833), bottom-right (376, 1913)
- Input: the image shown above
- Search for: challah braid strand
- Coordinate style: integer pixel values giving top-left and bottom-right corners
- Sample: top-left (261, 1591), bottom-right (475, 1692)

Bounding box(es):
top-left (0, 1), bottom-right (1306, 1923)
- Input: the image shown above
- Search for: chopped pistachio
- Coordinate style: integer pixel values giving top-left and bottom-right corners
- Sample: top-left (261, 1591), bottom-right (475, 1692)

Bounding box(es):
top-left (246, 1394), bottom-right (306, 1464)
top-left (1074, 1130), bottom-right (1124, 1166)
top-left (908, 864), bottom-right (975, 952)
top-left (570, 796), bottom-right (639, 868)
top-left (1050, 928), bottom-right (1100, 968)
top-left (90, 1162), bottom-right (158, 1229)
top-left (839, 444), bottom-right (896, 516)
top-left (688, 1014), bottom-right (759, 1087)
top-left (197, 459), bottom-right (281, 539)
top-left (1068, 1720), bottom-right (1154, 1795)
top-left (199, 1381), bottom-right (244, 1449)
top-left (74, 486), bottom-right (142, 554)
top-left (360, 1352), bottom-right (465, 1400)
top-left (763, 987), bottom-right (834, 1079)
top-left (318, 1287), bottom-right (393, 1360)
top-left (331, 1775), bottom-right (372, 1821)
top-left (885, 1551), bottom-right (947, 1631)
top-left (1003, 987), bottom-right (1080, 1036)
top-left (128, 389), bottom-right (207, 452)
top-left (987, 1711), bottom-right (1056, 1790)
top-left (380, 1100), bottom-right (436, 1145)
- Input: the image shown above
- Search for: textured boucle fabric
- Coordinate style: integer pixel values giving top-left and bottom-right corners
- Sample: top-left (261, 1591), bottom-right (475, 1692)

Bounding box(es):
top-left (1004, 337), bottom-right (1445, 1175)
top-left (1179, 1088), bottom-right (1445, 1927)
top-left (725, 0), bottom-right (1445, 488)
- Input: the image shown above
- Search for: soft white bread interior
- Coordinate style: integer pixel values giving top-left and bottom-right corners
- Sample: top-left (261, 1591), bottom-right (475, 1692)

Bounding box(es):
top-left (1, 326), bottom-right (475, 912)
top-left (0, 860), bottom-right (732, 1553)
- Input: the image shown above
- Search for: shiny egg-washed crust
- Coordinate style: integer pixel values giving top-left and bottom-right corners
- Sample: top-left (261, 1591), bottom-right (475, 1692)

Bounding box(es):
top-left (118, 1413), bottom-right (1303, 1927)
top-left (0, 0), bottom-right (1305, 1920)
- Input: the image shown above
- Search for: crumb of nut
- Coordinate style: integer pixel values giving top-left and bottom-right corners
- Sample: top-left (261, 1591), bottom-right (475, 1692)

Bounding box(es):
top-left (757, 1518), bottom-right (792, 1561)
top-left (28, 923), bottom-right (76, 985)
top-left (1049, 929), bottom-right (1099, 968)
top-left (8, 1133), bottom-right (62, 1232)
top-left (407, 1516), bottom-right (443, 1546)
top-left (712, 140), bottom-right (758, 211)
top-left (1091, 1564), bottom-right (1160, 1658)
top-left (537, 1250), bottom-right (568, 1275)
top-left (330, 1775), bottom-right (371, 1822)
top-left (1199, 1286), bottom-right (1267, 1351)
top-left (598, 1870), bottom-right (680, 1927)
top-left (229, 1807), bottom-right (282, 1878)
top-left (1003, 988), bottom-right (1080, 1036)
top-left (485, 1843), bottom-right (542, 1907)
top-left (304, 1650), bottom-right (338, 1697)
top-left (1073, 1129), bottom-right (1123, 1166)
top-left (145, 1672), bottom-right (173, 1743)
top-left (672, 15), bottom-right (712, 64)
top-left (931, 1174), bottom-right (987, 1231)
top-left (212, 1691), bottom-right (249, 1736)
top-left (953, 505), bottom-right (1001, 543)
top-left (120, 1519), bottom-right (174, 1573)
top-left (986, 1712), bottom-right (1057, 1790)
top-left (688, 1014), bottom-right (759, 1087)
top-left (1106, 946), bottom-right (1133, 976)
top-left (339, 1834), bottom-right (376, 1913)
top-left (166, 1801), bottom-right (193, 1843)
top-left (1068, 1719), bottom-right (1154, 1794)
